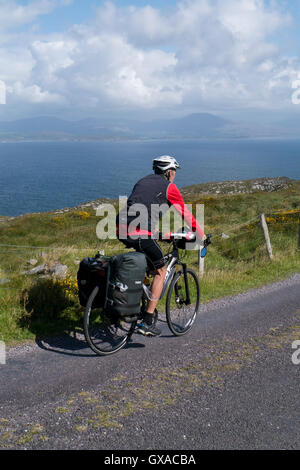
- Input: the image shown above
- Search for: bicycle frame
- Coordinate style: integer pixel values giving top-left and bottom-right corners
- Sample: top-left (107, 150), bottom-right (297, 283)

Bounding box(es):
top-left (142, 241), bottom-right (191, 303)
top-left (84, 233), bottom-right (204, 355)
top-left (160, 254), bottom-right (177, 299)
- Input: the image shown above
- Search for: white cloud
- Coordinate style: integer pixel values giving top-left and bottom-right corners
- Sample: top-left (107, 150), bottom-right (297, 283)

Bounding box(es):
top-left (0, 0), bottom-right (299, 116)
top-left (0, 0), bottom-right (54, 31)
top-left (0, 46), bottom-right (34, 82)
top-left (11, 81), bottom-right (63, 103)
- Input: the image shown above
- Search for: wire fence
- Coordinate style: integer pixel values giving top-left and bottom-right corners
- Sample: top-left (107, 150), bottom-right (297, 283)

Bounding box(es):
top-left (0, 213), bottom-right (299, 288)
top-left (0, 209), bottom-right (299, 253)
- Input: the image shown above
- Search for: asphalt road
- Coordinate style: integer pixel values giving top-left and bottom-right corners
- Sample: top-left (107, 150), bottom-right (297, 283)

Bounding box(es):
top-left (1, 274), bottom-right (300, 450)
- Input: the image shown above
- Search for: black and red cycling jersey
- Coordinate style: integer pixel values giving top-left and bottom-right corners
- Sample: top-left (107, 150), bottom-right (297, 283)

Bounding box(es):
top-left (116, 173), bottom-right (205, 240)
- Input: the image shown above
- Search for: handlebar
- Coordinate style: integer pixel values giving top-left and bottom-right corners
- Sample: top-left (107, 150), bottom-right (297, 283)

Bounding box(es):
top-left (157, 231), bottom-right (196, 243)
top-left (158, 231), bottom-right (212, 244)
top-left (157, 231), bottom-right (212, 258)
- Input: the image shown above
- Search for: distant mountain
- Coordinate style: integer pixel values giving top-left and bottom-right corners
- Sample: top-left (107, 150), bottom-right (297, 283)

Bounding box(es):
top-left (0, 113), bottom-right (233, 141)
top-left (131, 113), bottom-right (230, 137)
top-left (0, 116), bottom-right (130, 139)
top-left (0, 112), bottom-right (297, 141)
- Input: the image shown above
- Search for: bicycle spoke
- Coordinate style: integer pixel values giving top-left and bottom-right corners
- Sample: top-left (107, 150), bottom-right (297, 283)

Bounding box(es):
top-left (87, 310), bottom-right (133, 353)
top-left (84, 287), bottom-right (136, 356)
top-left (166, 269), bottom-right (200, 335)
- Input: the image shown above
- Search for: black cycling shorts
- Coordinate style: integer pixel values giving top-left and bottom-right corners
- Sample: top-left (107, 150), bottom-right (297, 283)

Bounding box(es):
top-left (119, 237), bottom-right (166, 271)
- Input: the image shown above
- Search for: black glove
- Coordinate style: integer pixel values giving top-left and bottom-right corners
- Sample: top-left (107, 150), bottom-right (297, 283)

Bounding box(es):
top-left (203, 234), bottom-right (212, 248)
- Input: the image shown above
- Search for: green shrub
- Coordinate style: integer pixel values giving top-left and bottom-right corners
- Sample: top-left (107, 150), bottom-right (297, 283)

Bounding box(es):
top-left (21, 278), bottom-right (74, 322)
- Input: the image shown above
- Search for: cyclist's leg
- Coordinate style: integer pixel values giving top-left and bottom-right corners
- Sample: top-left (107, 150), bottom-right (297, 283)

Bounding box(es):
top-left (137, 238), bottom-right (166, 315)
top-left (145, 266), bottom-right (166, 313)
top-left (118, 236), bottom-right (166, 333)
top-left (118, 236), bottom-right (139, 251)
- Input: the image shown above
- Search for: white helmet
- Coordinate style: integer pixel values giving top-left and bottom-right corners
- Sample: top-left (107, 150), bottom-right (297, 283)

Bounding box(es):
top-left (153, 155), bottom-right (180, 173)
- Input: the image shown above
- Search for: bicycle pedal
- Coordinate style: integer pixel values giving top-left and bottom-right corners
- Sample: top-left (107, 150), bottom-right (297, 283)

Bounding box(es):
top-left (123, 315), bottom-right (139, 323)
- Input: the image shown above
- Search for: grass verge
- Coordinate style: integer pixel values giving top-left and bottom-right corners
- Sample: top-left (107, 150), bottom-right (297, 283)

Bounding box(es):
top-left (0, 179), bottom-right (299, 345)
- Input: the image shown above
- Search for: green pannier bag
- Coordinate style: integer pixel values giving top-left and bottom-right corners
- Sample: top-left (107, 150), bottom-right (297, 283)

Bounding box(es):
top-left (106, 251), bottom-right (147, 317)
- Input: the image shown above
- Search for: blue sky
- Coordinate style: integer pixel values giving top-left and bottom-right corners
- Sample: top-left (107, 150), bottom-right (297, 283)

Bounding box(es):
top-left (26, 0), bottom-right (300, 48)
top-left (15, 0), bottom-right (299, 36)
top-left (1, 0), bottom-right (300, 122)
top-left (18, 1), bottom-right (178, 33)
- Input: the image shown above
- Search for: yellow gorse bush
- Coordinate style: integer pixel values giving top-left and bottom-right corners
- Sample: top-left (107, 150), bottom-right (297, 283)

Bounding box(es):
top-left (56, 274), bottom-right (78, 299)
top-left (266, 210), bottom-right (299, 225)
top-left (52, 216), bottom-right (65, 226)
top-left (77, 211), bottom-right (90, 220)
top-left (274, 208), bottom-right (299, 214)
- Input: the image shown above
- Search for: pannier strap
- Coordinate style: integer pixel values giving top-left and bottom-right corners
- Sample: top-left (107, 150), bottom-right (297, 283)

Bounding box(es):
top-left (105, 299), bottom-right (140, 310)
top-left (110, 285), bottom-right (142, 294)
top-left (126, 288), bottom-right (143, 294)
top-left (114, 303), bottom-right (141, 310)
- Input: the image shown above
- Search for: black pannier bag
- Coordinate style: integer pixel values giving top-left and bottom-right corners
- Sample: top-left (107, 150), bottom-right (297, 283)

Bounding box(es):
top-left (77, 256), bottom-right (110, 308)
top-left (106, 252), bottom-right (147, 317)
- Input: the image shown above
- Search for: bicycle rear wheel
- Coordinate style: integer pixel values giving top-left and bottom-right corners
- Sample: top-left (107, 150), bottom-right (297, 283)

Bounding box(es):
top-left (166, 268), bottom-right (200, 336)
top-left (84, 286), bottom-right (136, 356)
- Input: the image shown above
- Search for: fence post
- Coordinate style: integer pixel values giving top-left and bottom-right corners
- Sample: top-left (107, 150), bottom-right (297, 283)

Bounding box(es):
top-left (260, 213), bottom-right (273, 260)
top-left (198, 245), bottom-right (204, 277)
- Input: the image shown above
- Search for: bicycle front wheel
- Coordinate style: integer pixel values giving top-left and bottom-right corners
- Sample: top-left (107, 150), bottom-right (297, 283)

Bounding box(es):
top-left (166, 268), bottom-right (200, 336)
top-left (84, 286), bottom-right (136, 356)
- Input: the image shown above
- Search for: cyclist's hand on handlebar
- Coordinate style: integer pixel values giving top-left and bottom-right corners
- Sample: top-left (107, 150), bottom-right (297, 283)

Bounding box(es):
top-left (199, 234), bottom-right (211, 258)
top-left (163, 231), bottom-right (172, 240)
top-left (158, 232), bottom-right (172, 242)
top-left (203, 234), bottom-right (212, 248)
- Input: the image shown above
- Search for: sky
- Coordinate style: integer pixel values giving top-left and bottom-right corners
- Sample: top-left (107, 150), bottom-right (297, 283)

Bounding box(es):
top-left (1, 0), bottom-right (300, 123)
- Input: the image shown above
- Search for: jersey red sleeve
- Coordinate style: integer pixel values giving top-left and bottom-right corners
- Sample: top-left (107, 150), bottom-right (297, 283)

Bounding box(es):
top-left (166, 183), bottom-right (205, 240)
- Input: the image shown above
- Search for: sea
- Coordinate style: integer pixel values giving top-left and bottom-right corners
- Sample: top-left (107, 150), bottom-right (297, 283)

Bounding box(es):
top-left (0, 138), bottom-right (300, 217)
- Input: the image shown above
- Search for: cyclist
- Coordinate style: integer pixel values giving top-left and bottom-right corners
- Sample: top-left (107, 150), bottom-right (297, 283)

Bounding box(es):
top-left (116, 155), bottom-right (206, 336)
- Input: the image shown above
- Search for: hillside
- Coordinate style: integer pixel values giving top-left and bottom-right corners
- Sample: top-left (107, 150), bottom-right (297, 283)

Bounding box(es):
top-left (181, 176), bottom-right (294, 198)
top-left (0, 176), bottom-right (292, 221)
top-left (0, 176), bottom-right (299, 345)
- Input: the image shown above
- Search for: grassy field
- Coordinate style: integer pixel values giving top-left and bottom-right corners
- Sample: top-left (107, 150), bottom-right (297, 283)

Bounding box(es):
top-left (0, 178), bottom-right (299, 345)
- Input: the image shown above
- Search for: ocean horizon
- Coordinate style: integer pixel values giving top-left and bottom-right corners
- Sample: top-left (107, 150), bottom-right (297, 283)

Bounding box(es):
top-left (0, 138), bottom-right (300, 217)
